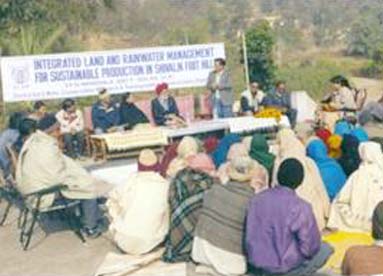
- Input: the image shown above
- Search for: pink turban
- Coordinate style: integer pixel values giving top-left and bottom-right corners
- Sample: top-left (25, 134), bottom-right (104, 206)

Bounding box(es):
top-left (155, 82), bottom-right (169, 96)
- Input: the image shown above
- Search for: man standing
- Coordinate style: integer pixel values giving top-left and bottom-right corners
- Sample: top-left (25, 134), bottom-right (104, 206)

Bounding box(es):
top-left (206, 58), bottom-right (234, 118)
top-left (262, 81), bottom-right (297, 127)
top-left (240, 82), bottom-right (265, 115)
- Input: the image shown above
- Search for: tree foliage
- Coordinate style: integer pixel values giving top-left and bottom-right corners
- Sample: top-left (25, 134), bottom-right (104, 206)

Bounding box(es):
top-left (0, 0), bottom-right (108, 55)
top-left (244, 21), bottom-right (276, 91)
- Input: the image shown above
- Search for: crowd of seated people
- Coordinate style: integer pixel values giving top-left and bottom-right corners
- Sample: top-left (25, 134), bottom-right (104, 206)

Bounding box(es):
top-left (3, 73), bottom-right (383, 275)
top-left (101, 118), bottom-right (382, 275)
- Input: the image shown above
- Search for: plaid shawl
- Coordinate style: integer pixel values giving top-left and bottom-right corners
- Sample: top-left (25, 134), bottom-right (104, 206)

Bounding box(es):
top-left (162, 168), bottom-right (214, 263)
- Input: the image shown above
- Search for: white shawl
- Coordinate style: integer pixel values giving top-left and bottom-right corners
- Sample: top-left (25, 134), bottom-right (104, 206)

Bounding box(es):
top-left (328, 142), bottom-right (383, 232)
top-left (273, 128), bottom-right (330, 231)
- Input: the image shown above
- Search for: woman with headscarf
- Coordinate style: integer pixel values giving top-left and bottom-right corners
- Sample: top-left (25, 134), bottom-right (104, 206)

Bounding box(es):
top-left (342, 201), bottom-right (383, 275)
top-left (192, 156), bottom-right (264, 275)
top-left (328, 142), bottom-right (383, 233)
top-left (334, 120), bottom-right (353, 136)
top-left (351, 127), bottom-right (369, 142)
top-left (166, 136), bottom-right (199, 178)
top-left (163, 153), bottom-right (215, 263)
top-left (119, 92), bottom-right (149, 129)
top-left (322, 75), bottom-right (357, 112)
top-left (338, 134), bottom-right (361, 177)
top-left (107, 149), bottom-right (169, 255)
top-left (211, 134), bottom-right (241, 168)
top-left (307, 139), bottom-right (347, 201)
top-left (327, 134), bottom-right (343, 159)
top-left (249, 134), bottom-right (275, 176)
top-left (315, 127), bottom-right (332, 144)
top-left (159, 142), bottom-right (179, 177)
top-left (218, 143), bottom-right (269, 193)
top-left (203, 136), bottom-right (219, 154)
top-left (274, 128), bottom-right (330, 231)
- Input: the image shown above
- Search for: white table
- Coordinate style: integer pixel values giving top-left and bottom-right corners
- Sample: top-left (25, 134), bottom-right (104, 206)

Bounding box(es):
top-left (164, 120), bottom-right (229, 139)
top-left (215, 115), bottom-right (290, 134)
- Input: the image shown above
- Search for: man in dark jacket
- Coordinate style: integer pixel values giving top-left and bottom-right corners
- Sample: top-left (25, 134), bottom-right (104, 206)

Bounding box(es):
top-left (151, 83), bottom-right (183, 127)
top-left (262, 81), bottom-right (297, 127)
top-left (119, 92), bottom-right (149, 129)
top-left (91, 89), bottom-right (121, 134)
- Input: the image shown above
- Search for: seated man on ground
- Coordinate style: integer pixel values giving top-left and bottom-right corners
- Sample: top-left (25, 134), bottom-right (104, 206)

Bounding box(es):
top-left (107, 149), bottom-right (169, 255)
top-left (163, 153), bottom-right (215, 263)
top-left (0, 112), bottom-right (25, 177)
top-left (328, 141), bottom-right (383, 233)
top-left (56, 98), bottom-right (85, 159)
top-left (358, 93), bottom-right (383, 137)
top-left (359, 94), bottom-right (383, 125)
top-left (16, 115), bottom-right (111, 237)
top-left (342, 201), bottom-right (383, 275)
top-left (246, 158), bottom-right (334, 276)
top-left (119, 92), bottom-right (149, 129)
top-left (261, 81), bottom-right (297, 127)
top-left (29, 101), bottom-right (48, 122)
top-left (192, 156), bottom-right (267, 276)
top-left (240, 81), bottom-right (265, 115)
top-left (151, 82), bottom-right (185, 127)
top-left (91, 89), bottom-right (121, 134)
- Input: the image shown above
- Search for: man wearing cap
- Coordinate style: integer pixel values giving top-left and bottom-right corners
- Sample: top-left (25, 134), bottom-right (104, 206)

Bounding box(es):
top-left (91, 89), bottom-right (121, 134)
top-left (240, 82), bottom-right (265, 115)
top-left (246, 158), bottom-right (333, 276)
top-left (16, 114), bottom-right (111, 237)
top-left (206, 58), bottom-right (234, 118)
top-left (107, 149), bottom-right (169, 255)
top-left (151, 82), bottom-right (183, 126)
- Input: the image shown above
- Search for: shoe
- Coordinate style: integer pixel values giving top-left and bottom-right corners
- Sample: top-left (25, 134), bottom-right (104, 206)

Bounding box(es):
top-left (84, 225), bottom-right (103, 239)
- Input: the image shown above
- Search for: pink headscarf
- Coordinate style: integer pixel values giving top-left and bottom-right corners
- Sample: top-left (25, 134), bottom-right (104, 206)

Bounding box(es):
top-left (227, 143), bottom-right (249, 161)
top-left (203, 136), bottom-right (220, 154)
top-left (186, 153), bottom-right (216, 175)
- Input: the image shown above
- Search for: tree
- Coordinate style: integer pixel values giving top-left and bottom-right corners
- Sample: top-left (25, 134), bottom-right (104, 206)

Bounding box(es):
top-left (244, 20), bottom-right (276, 91)
top-left (0, 0), bottom-right (110, 55)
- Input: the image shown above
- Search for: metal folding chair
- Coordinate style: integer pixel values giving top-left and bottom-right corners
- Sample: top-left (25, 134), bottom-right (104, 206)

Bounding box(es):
top-left (0, 170), bottom-right (22, 226)
top-left (19, 184), bottom-right (86, 250)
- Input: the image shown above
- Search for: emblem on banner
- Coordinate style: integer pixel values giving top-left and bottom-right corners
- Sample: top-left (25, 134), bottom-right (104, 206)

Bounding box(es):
top-left (11, 64), bottom-right (30, 88)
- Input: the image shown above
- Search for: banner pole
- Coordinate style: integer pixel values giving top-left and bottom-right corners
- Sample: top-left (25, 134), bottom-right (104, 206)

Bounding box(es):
top-left (0, 50), bottom-right (6, 127)
top-left (242, 30), bottom-right (250, 90)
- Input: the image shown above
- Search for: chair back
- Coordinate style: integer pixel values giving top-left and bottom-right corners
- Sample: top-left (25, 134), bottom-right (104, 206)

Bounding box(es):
top-left (198, 93), bottom-right (213, 119)
top-left (135, 100), bottom-right (154, 124)
top-left (355, 88), bottom-right (367, 111)
top-left (83, 106), bottom-right (94, 131)
top-left (175, 95), bottom-right (195, 122)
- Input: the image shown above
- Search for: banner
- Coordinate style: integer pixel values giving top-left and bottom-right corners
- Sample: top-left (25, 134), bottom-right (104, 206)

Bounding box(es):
top-left (1, 43), bottom-right (225, 102)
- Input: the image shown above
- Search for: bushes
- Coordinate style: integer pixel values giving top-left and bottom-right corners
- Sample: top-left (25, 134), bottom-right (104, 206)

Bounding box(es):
top-left (277, 58), bottom-right (352, 100)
